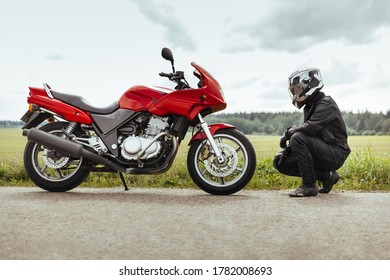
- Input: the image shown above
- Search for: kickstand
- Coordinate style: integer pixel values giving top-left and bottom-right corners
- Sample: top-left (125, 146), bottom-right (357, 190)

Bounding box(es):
top-left (119, 172), bottom-right (129, 191)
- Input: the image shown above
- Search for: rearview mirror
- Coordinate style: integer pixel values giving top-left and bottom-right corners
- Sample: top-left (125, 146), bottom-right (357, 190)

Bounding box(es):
top-left (161, 47), bottom-right (174, 63)
top-left (161, 47), bottom-right (175, 72)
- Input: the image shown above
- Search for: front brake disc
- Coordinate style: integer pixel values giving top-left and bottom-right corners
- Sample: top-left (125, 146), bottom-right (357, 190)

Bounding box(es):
top-left (203, 143), bottom-right (238, 177)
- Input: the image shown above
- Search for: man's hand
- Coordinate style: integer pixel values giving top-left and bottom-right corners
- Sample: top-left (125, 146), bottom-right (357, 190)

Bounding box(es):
top-left (280, 135), bottom-right (288, 149)
top-left (280, 126), bottom-right (300, 148)
top-left (285, 126), bottom-right (299, 140)
top-left (273, 147), bottom-right (292, 168)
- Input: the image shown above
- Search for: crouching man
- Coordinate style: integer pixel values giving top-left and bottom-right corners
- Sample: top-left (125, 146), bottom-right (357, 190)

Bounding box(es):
top-left (274, 68), bottom-right (351, 197)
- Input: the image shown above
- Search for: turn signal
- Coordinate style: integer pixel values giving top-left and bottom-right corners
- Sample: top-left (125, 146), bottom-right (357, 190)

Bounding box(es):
top-left (28, 104), bottom-right (39, 112)
top-left (200, 95), bottom-right (207, 101)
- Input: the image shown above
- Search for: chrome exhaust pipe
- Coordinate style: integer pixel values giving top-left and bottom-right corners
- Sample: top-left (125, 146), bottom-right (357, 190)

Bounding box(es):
top-left (23, 128), bottom-right (127, 173)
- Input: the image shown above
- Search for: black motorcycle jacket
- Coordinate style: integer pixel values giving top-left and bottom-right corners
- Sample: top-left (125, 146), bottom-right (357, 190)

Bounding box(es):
top-left (288, 92), bottom-right (349, 145)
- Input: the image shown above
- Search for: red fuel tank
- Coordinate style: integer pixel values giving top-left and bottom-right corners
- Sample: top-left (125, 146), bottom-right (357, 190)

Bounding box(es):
top-left (119, 85), bottom-right (172, 112)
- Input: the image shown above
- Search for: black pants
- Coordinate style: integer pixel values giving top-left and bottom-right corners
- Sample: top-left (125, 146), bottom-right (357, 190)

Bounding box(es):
top-left (274, 132), bottom-right (350, 186)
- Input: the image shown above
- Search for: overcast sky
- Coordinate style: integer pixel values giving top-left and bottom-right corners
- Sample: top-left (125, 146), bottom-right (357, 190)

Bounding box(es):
top-left (1, 0), bottom-right (390, 120)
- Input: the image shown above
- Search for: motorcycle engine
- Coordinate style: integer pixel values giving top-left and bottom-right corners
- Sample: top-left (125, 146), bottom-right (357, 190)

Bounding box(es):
top-left (120, 115), bottom-right (169, 161)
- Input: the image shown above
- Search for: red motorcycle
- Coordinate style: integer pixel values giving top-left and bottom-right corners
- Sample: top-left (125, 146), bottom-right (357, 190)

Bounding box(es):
top-left (21, 48), bottom-right (256, 195)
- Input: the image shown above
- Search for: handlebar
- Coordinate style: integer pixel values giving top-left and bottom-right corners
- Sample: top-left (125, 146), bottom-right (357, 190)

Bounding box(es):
top-left (159, 71), bottom-right (190, 90)
top-left (159, 72), bottom-right (174, 78)
top-left (159, 71), bottom-right (185, 79)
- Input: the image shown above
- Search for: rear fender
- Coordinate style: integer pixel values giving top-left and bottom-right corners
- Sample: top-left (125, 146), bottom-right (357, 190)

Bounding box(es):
top-left (21, 111), bottom-right (51, 129)
top-left (188, 123), bottom-right (235, 145)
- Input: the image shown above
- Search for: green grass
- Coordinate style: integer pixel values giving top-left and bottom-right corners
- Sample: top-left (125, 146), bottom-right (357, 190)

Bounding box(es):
top-left (0, 128), bottom-right (389, 191)
top-left (0, 128), bottom-right (28, 160)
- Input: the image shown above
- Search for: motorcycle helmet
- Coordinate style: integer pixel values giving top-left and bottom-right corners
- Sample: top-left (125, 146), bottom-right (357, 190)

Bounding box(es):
top-left (288, 68), bottom-right (323, 109)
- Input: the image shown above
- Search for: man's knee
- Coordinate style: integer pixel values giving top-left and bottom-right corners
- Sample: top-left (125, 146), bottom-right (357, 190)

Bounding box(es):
top-left (273, 153), bottom-right (283, 171)
top-left (289, 132), bottom-right (307, 147)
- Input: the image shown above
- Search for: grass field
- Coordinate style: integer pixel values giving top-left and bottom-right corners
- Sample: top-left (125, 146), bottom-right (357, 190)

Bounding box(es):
top-left (0, 128), bottom-right (389, 191)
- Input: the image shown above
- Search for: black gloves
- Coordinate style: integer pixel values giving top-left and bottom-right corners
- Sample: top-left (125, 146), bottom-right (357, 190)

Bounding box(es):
top-left (280, 126), bottom-right (299, 148)
top-left (273, 146), bottom-right (292, 168)
top-left (285, 126), bottom-right (298, 139)
top-left (279, 135), bottom-right (288, 149)
top-left (276, 126), bottom-right (298, 168)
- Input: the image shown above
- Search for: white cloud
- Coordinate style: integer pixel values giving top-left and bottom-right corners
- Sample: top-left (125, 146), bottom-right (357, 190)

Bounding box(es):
top-left (229, 75), bottom-right (263, 89)
top-left (223, 0), bottom-right (390, 53)
top-left (130, 0), bottom-right (197, 51)
top-left (45, 54), bottom-right (65, 61)
top-left (323, 60), bottom-right (362, 86)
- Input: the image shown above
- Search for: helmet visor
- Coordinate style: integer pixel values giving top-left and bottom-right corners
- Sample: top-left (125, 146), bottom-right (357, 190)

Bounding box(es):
top-left (289, 83), bottom-right (307, 109)
top-left (289, 84), bottom-right (304, 98)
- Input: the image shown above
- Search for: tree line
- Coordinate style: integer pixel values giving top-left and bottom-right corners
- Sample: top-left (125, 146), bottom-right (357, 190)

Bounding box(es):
top-left (0, 120), bottom-right (24, 128)
top-left (1, 110), bottom-right (389, 135)
top-left (205, 110), bottom-right (390, 136)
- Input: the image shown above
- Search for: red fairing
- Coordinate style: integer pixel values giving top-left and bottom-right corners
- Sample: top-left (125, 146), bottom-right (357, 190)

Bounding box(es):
top-left (27, 87), bottom-right (93, 124)
top-left (189, 123), bottom-right (235, 145)
top-left (119, 63), bottom-right (227, 121)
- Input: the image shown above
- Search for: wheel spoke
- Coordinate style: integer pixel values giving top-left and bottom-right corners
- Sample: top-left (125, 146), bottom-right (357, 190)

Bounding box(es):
top-left (40, 164), bottom-right (47, 173)
top-left (57, 169), bottom-right (64, 179)
top-left (67, 159), bottom-right (79, 165)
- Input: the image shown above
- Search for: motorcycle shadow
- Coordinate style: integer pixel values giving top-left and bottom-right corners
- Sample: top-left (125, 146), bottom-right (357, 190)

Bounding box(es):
top-left (11, 187), bottom-right (256, 206)
top-left (9, 187), bottom-right (361, 209)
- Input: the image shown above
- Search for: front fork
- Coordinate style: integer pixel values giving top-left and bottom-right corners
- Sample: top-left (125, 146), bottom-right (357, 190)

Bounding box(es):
top-left (197, 114), bottom-right (225, 164)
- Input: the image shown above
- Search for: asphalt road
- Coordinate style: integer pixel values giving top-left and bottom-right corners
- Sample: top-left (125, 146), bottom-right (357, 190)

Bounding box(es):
top-left (1, 186), bottom-right (389, 260)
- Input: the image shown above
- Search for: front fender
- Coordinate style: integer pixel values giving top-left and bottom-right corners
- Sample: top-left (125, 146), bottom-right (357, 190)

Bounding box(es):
top-left (188, 123), bottom-right (235, 145)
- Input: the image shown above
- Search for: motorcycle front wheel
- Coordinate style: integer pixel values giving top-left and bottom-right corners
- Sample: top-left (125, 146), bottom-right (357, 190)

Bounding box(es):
top-left (23, 122), bottom-right (91, 192)
top-left (187, 129), bottom-right (256, 195)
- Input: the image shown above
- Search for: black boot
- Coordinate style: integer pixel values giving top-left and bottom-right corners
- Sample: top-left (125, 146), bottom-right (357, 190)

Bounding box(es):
top-left (319, 171), bottom-right (340, 193)
top-left (289, 184), bottom-right (319, 197)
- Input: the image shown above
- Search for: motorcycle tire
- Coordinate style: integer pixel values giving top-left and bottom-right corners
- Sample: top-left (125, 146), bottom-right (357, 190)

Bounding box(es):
top-left (24, 122), bottom-right (91, 192)
top-left (187, 128), bottom-right (256, 195)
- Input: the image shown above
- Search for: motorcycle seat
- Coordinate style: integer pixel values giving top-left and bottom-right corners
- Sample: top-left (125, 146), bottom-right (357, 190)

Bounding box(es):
top-left (51, 90), bottom-right (119, 114)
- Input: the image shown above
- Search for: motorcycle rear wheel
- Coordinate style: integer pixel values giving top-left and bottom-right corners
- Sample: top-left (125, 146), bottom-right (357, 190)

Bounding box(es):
top-left (187, 128), bottom-right (256, 195)
top-left (24, 122), bottom-right (91, 192)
